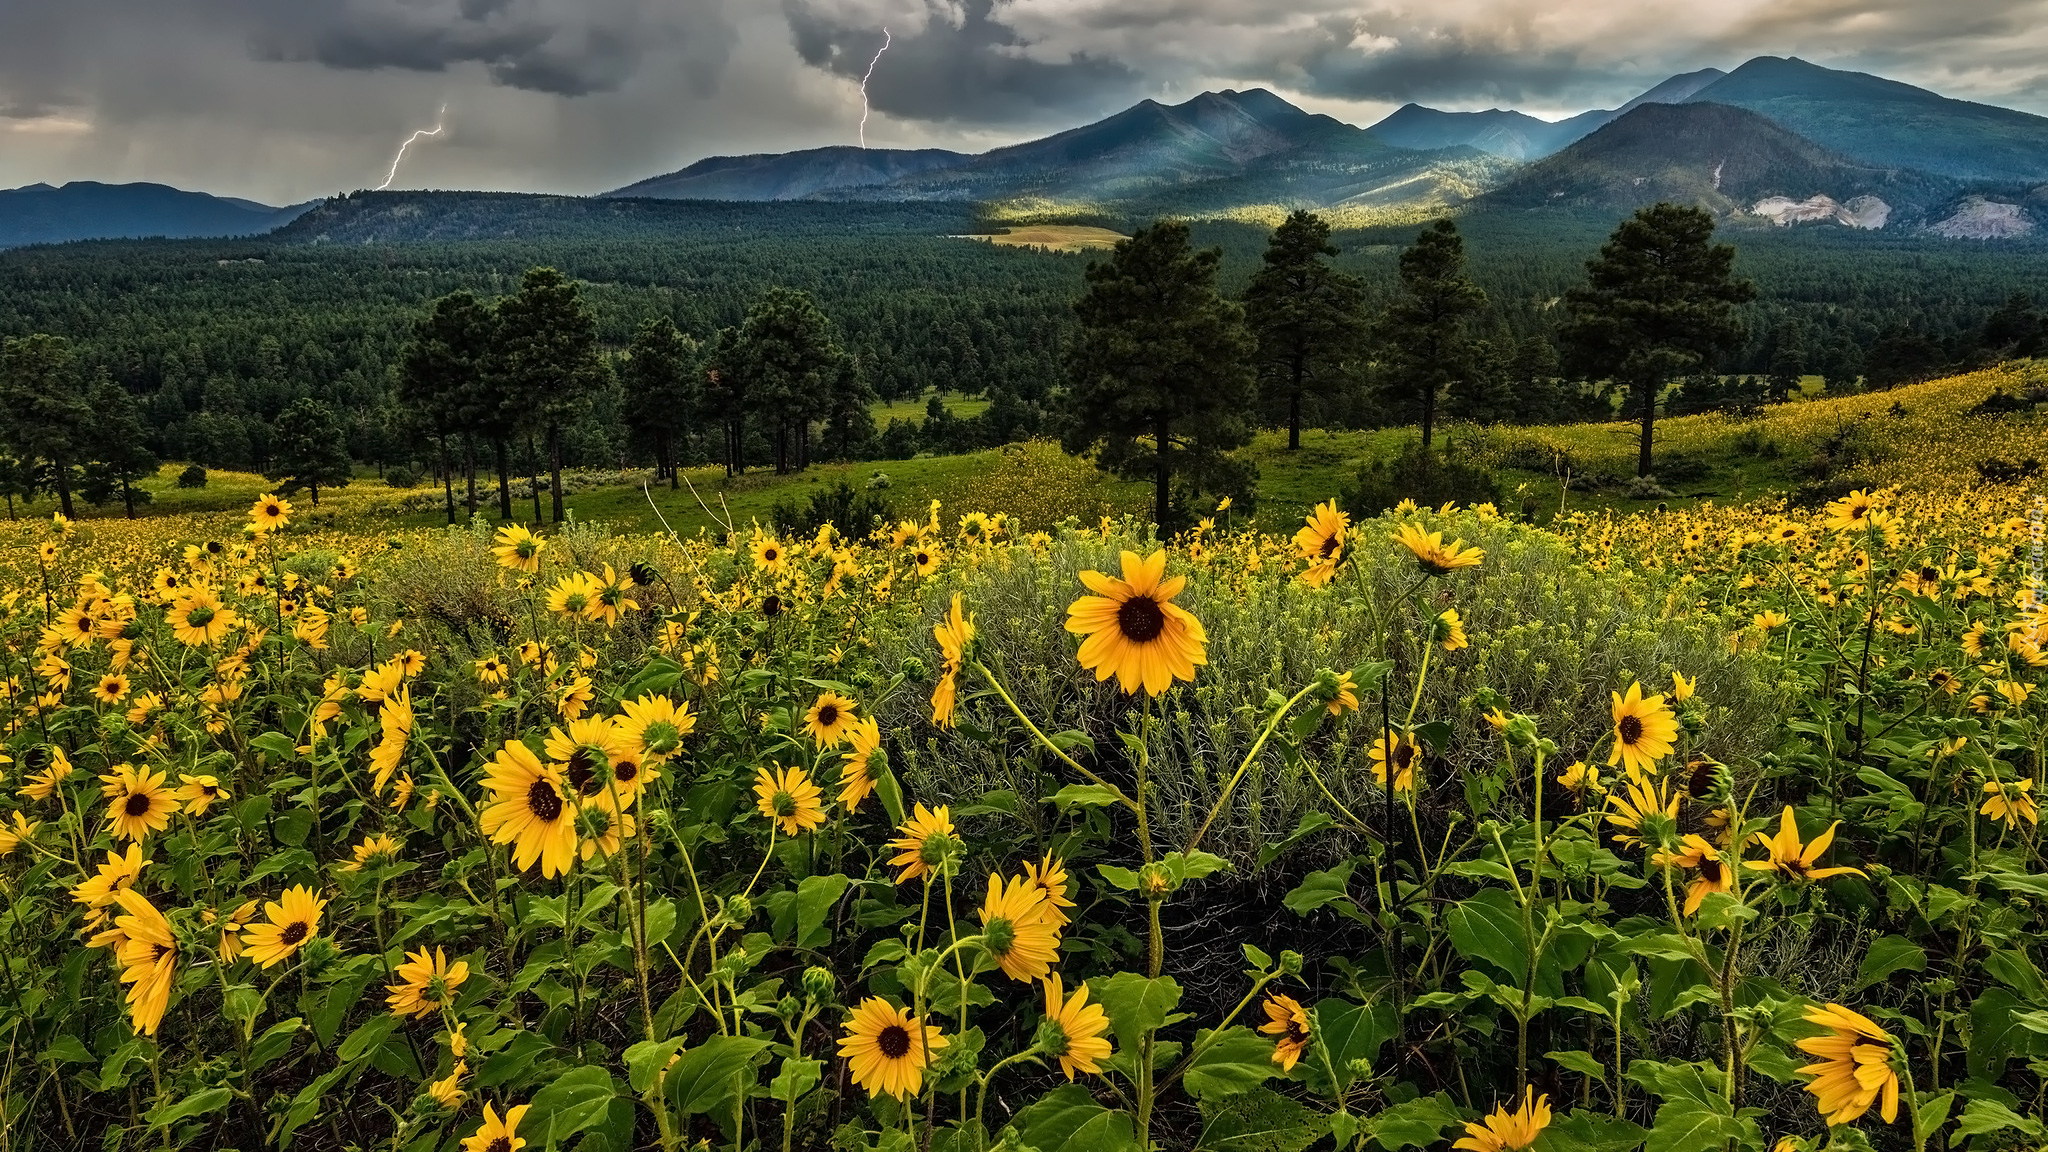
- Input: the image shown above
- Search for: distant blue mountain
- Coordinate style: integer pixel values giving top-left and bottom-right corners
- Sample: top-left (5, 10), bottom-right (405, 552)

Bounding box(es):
top-left (1364, 68), bottom-right (1727, 159)
top-left (0, 182), bottom-right (314, 249)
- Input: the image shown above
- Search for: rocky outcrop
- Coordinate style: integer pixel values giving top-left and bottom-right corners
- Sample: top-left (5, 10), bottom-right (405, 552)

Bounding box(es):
top-left (1927, 196), bottom-right (2034, 239)
top-left (1751, 193), bottom-right (1890, 228)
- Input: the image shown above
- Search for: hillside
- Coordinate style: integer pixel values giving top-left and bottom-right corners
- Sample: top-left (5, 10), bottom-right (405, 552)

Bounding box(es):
top-left (0, 181), bottom-right (312, 249)
top-left (608, 146), bottom-right (968, 201)
top-left (1480, 101), bottom-right (1960, 225)
top-left (1683, 56), bottom-right (2048, 183)
top-left (1362, 68), bottom-right (1727, 159)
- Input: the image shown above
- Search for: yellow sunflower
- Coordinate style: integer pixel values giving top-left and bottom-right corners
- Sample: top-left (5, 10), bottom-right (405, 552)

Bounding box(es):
top-left (886, 804), bottom-right (957, 883)
top-left (1607, 682), bottom-right (1678, 777)
top-left (103, 763), bottom-right (177, 843)
top-left (1745, 807), bottom-right (1866, 882)
top-left (94, 672), bottom-right (131, 705)
top-left (804, 691), bottom-right (860, 747)
top-left (1453, 1087), bottom-right (1552, 1152)
top-left (240, 885), bottom-right (328, 968)
top-left (1795, 1004), bottom-right (1899, 1126)
top-left (369, 687), bottom-right (414, 794)
top-left (169, 587), bottom-right (237, 647)
top-left (1022, 855), bottom-right (1077, 928)
top-left (931, 592), bottom-right (975, 728)
top-left (546, 572), bottom-right (600, 618)
top-left (461, 1103), bottom-right (531, 1152)
top-left (751, 533), bottom-right (789, 573)
top-left (175, 774), bottom-right (230, 817)
top-left (112, 888), bottom-right (177, 1037)
top-left (545, 716), bottom-right (631, 803)
top-left (386, 947), bottom-right (469, 1018)
top-left (1258, 994), bottom-right (1312, 1071)
top-left (1981, 778), bottom-right (2038, 827)
top-left (1653, 834), bottom-right (1736, 915)
top-left (479, 740), bottom-right (579, 878)
top-left (1604, 772), bottom-right (1680, 851)
top-left (492, 525), bottom-right (546, 572)
top-left (753, 765), bottom-right (826, 836)
top-left (838, 998), bottom-right (947, 1100)
top-left (1368, 731), bottom-right (1419, 794)
top-left (1293, 500), bottom-right (1349, 586)
top-left (1042, 973), bottom-right (1113, 1079)
top-left (249, 492), bottom-right (292, 533)
top-left (1064, 550), bottom-right (1208, 696)
top-left (616, 693), bottom-right (694, 763)
top-left (1392, 524), bottom-right (1485, 576)
top-left (978, 872), bottom-right (1060, 982)
top-left (838, 715), bottom-right (883, 810)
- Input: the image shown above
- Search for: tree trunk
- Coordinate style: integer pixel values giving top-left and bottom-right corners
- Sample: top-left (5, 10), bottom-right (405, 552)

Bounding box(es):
top-left (527, 434), bottom-right (542, 523)
top-left (52, 451), bottom-right (74, 519)
top-left (311, 481), bottom-right (320, 506)
top-left (1288, 353), bottom-right (1305, 451)
top-left (1420, 378), bottom-right (1436, 449)
top-left (494, 438), bottom-right (513, 520)
top-left (548, 426), bottom-right (566, 523)
top-left (464, 436), bottom-right (478, 514)
top-left (121, 479), bottom-right (135, 519)
top-left (666, 434), bottom-right (679, 491)
top-left (1637, 379), bottom-right (1656, 478)
top-left (1154, 413), bottom-right (1170, 532)
top-left (439, 437), bottom-right (455, 524)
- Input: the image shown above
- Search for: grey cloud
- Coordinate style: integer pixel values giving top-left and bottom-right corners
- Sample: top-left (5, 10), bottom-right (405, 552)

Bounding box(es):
top-left (783, 0), bottom-right (1141, 125)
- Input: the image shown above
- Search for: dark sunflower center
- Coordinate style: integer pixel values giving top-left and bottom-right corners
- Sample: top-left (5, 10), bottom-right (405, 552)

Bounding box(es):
top-left (1287, 1023), bottom-right (1309, 1044)
top-left (762, 596), bottom-right (782, 617)
top-left (527, 778), bottom-right (564, 821)
top-left (878, 1024), bottom-right (912, 1059)
top-left (763, 548), bottom-right (778, 563)
top-left (124, 792), bottom-right (154, 816)
top-left (486, 1139), bottom-right (513, 1152)
top-left (1618, 715), bottom-right (1644, 745)
top-left (152, 943), bottom-right (171, 961)
top-left (1919, 567), bottom-right (1937, 581)
top-left (915, 552), bottom-right (930, 566)
top-left (1687, 762), bottom-right (1716, 799)
top-left (264, 503), bottom-right (280, 517)
top-left (280, 921), bottom-right (308, 946)
top-left (1699, 858), bottom-right (1723, 883)
top-left (566, 750), bottom-right (600, 796)
top-left (1318, 534), bottom-right (1340, 558)
top-left (1116, 596), bottom-right (1166, 643)
top-left (1391, 742), bottom-right (1415, 770)
top-left (817, 704), bottom-right (839, 727)
top-left (615, 760), bottom-right (640, 784)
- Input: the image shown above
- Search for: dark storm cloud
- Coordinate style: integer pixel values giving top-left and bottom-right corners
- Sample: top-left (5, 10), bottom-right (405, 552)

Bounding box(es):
top-left (252, 0), bottom-right (734, 97)
top-left (1286, 19), bottom-right (1596, 105)
top-left (782, 0), bottom-right (1141, 124)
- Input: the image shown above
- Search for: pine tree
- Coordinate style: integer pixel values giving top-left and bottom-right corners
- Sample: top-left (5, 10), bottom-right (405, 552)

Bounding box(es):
top-left (1560, 204), bottom-right (1756, 478)
top-left (1064, 221), bottom-right (1256, 530)
top-left (495, 268), bottom-right (606, 522)
top-left (0, 333), bottom-right (92, 518)
top-left (620, 318), bottom-right (700, 490)
top-left (80, 372), bottom-right (159, 518)
top-left (266, 398), bottom-right (353, 504)
top-left (722, 288), bottom-right (852, 475)
top-left (398, 291), bottom-right (495, 522)
top-left (1241, 210), bottom-right (1365, 450)
top-left (1382, 220), bottom-right (1487, 448)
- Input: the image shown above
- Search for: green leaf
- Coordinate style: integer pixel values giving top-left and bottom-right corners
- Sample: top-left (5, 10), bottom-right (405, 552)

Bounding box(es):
top-left (147, 1087), bottom-right (233, 1129)
top-left (791, 873), bottom-right (851, 949)
top-left (1194, 1085), bottom-right (1325, 1152)
top-left (623, 1037), bottom-right (689, 1094)
top-left (1953, 1097), bottom-right (2047, 1141)
top-left (1162, 851), bottom-right (1230, 883)
top-left (1182, 1027), bottom-right (1277, 1099)
top-left (1047, 784), bottom-right (1122, 809)
top-left (1097, 865), bottom-right (1144, 891)
top-left (1854, 935), bottom-right (1927, 990)
top-left (1004, 1082), bottom-right (1140, 1152)
top-left (1546, 1049), bottom-right (1609, 1084)
top-left (249, 1018), bottom-right (304, 1072)
top-left (875, 766), bottom-right (906, 826)
top-left (664, 1035), bottom-right (772, 1117)
top-left (1257, 812), bottom-right (1339, 869)
top-left (1983, 948), bottom-right (2048, 1003)
top-left (527, 1066), bottom-right (619, 1147)
top-left (1912, 1090), bottom-right (1954, 1147)
top-left (39, 1035), bottom-right (91, 1065)
top-left (1445, 887), bottom-right (1529, 976)
top-left (1364, 1093), bottom-right (1463, 1150)
top-left (1969, 987), bottom-right (2048, 1079)
top-left (1533, 1110), bottom-right (1649, 1152)
top-left (1283, 862), bottom-right (1354, 916)
top-left (336, 1014), bottom-right (401, 1065)
top-left (1089, 973), bottom-right (1185, 1055)
top-left (768, 1056), bottom-right (823, 1103)
top-left (1312, 998), bottom-right (1398, 1092)
top-left (1644, 1096), bottom-right (1756, 1152)
top-left (250, 731), bottom-right (297, 760)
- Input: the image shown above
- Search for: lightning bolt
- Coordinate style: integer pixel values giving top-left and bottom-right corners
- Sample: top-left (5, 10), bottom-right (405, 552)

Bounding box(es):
top-left (858, 29), bottom-right (890, 149)
top-left (377, 104), bottom-right (447, 191)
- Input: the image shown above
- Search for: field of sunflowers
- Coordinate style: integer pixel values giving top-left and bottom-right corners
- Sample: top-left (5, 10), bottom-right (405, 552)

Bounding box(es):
top-left (0, 430), bottom-right (2045, 1152)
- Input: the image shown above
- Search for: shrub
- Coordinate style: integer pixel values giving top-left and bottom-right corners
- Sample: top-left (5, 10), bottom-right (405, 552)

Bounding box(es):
top-left (1340, 439), bottom-right (1503, 518)
top-left (175, 464), bottom-right (207, 488)
top-left (384, 464), bottom-right (421, 488)
top-left (772, 480), bottom-right (893, 539)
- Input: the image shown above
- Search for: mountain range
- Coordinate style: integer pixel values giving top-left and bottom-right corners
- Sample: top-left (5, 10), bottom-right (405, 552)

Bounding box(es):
top-left (6, 55), bottom-right (2047, 248)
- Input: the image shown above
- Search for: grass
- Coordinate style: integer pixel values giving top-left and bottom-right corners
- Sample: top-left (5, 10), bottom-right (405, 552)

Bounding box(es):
top-left (958, 225), bottom-right (1128, 252)
top-left (868, 393), bottom-right (992, 425)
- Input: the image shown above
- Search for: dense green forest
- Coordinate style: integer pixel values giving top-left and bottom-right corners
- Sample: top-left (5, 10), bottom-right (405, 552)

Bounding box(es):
top-left (0, 193), bottom-right (2042, 479)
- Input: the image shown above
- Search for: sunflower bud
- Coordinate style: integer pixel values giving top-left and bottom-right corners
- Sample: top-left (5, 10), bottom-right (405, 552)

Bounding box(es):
top-left (721, 894), bottom-right (753, 926)
top-left (1140, 862), bottom-right (1172, 899)
top-left (899, 656), bottom-right (928, 683)
top-left (1279, 950), bottom-right (1304, 976)
top-left (628, 561), bottom-right (660, 589)
top-left (776, 995), bottom-right (802, 1021)
top-left (802, 965), bottom-right (836, 1003)
top-left (1501, 714), bottom-right (1541, 749)
top-left (1684, 757), bottom-right (1733, 805)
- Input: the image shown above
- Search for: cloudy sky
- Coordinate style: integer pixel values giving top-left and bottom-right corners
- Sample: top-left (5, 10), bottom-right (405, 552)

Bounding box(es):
top-left (4, 0), bottom-right (2047, 204)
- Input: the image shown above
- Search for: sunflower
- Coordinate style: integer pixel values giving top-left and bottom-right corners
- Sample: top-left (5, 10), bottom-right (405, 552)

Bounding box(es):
top-left (1796, 1004), bottom-right (1899, 1126)
top-left (249, 492), bottom-right (292, 533)
top-left (175, 774), bottom-right (231, 817)
top-left (103, 763), bottom-right (177, 843)
top-left (428, 1061), bottom-right (469, 1109)
top-left (546, 572), bottom-right (600, 618)
top-left (1392, 524), bottom-right (1485, 576)
top-left (1437, 608), bottom-right (1470, 652)
top-left (1557, 761), bottom-right (1604, 801)
top-left (475, 655), bottom-right (510, 685)
top-left (617, 694), bottom-right (694, 763)
top-left (1258, 994), bottom-right (1312, 1071)
top-left (1453, 1087), bottom-right (1552, 1152)
top-left (386, 947), bottom-right (469, 1018)
top-left (1823, 490), bottom-right (1878, 532)
top-left (340, 832), bottom-right (404, 873)
top-left (978, 872), bottom-right (1060, 982)
top-left (1324, 670), bottom-right (1360, 716)
top-left (461, 1103), bottom-right (531, 1152)
top-left (931, 592), bottom-right (975, 728)
top-left (575, 790), bottom-right (638, 861)
top-left (545, 716), bottom-right (631, 803)
top-left (54, 608), bottom-right (98, 651)
top-left (492, 525), bottom-right (546, 572)
top-left (585, 565), bottom-right (639, 626)
top-left (1041, 973), bottom-right (1113, 1079)
top-left (1671, 670), bottom-right (1697, 702)
top-left (838, 715), bottom-right (883, 810)
top-left (1607, 682), bottom-right (1678, 777)
top-left (751, 534), bottom-right (789, 574)
top-left (112, 888), bottom-right (177, 1037)
top-left (1064, 550), bottom-right (1208, 696)
top-left (886, 804), bottom-right (957, 883)
top-left (1604, 773), bottom-right (1679, 851)
top-left (1368, 731), bottom-right (1419, 794)
top-left (752, 765), bottom-right (826, 836)
top-left (1981, 778), bottom-right (2039, 827)
top-left (1745, 807), bottom-right (1866, 882)
top-left (480, 741), bottom-right (579, 878)
top-left (1654, 834), bottom-right (1736, 915)
top-left (169, 588), bottom-right (237, 647)
top-left (838, 998), bottom-right (947, 1100)
top-left (1021, 855), bottom-right (1077, 928)
top-left (804, 691), bottom-right (860, 747)
top-left (369, 687), bottom-right (414, 794)
top-left (241, 885), bottom-right (327, 968)
top-left (908, 542), bottom-right (943, 579)
top-left (0, 812), bottom-right (40, 857)
top-left (72, 844), bottom-right (149, 912)
top-left (1293, 501), bottom-right (1349, 586)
